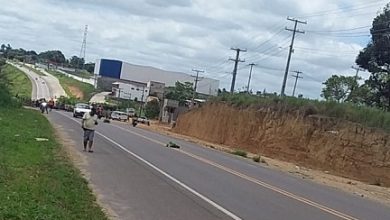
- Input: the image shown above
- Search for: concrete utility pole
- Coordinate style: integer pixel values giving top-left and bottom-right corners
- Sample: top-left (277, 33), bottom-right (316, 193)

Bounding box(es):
top-left (139, 86), bottom-right (145, 116)
top-left (229, 48), bottom-right (246, 93)
top-left (281, 17), bottom-right (306, 96)
top-left (351, 65), bottom-right (364, 80)
top-left (291, 70), bottom-right (303, 97)
top-left (246, 63), bottom-right (256, 93)
top-left (191, 69), bottom-right (204, 104)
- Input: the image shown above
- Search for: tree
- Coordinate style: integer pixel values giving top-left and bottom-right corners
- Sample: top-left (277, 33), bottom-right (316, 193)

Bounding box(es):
top-left (69, 55), bottom-right (85, 69)
top-left (321, 75), bottom-right (358, 102)
top-left (38, 50), bottom-right (66, 64)
top-left (356, 4), bottom-right (390, 110)
top-left (165, 81), bottom-right (194, 105)
top-left (144, 99), bottom-right (160, 119)
top-left (84, 62), bottom-right (95, 73)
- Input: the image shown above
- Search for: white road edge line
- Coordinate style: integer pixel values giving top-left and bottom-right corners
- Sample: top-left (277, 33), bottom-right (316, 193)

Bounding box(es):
top-left (57, 112), bottom-right (242, 220)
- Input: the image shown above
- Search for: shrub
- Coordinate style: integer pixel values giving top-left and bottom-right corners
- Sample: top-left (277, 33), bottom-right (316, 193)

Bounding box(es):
top-left (232, 150), bottom-right (247, 158)
top-left (144, 99), bottom-right (160, 119)
top-left (253, 155), bottom-right (260, 163)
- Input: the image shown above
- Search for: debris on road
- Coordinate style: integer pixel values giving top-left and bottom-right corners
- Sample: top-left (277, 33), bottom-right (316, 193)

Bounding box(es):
top-left (166, 141), bottom-right (180, 149)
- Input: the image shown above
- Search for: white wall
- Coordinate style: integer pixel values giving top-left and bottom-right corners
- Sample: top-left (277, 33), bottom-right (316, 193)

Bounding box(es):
top-left (114, 82), bottom-right (148, 102)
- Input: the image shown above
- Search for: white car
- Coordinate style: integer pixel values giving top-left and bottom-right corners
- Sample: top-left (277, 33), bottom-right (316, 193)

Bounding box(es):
top-left (137, 116), bottom-right (150, 126)
top-left (110, 111), bottom-right (129, 122)
top-left (73, 103), bottom-right (91, 118)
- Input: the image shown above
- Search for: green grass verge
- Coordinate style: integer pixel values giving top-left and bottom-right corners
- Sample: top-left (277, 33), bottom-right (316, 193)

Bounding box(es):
top-left (67, 69), bottom-right (93, 79)
top-left (212, 93), bottom-right (390, 132)
top-left (0, 108), bottom-right (107, 220)
top-left (1, 64), bottom-right (32, 99)
top-left (47, 70), bottom-right (96, 102)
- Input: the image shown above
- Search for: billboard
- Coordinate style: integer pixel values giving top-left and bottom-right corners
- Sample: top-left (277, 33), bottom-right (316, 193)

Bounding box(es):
top-left (98, 59), bottom-right (122, 79)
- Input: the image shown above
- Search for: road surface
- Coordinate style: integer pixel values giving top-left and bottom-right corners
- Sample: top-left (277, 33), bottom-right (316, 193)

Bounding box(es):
top-left (9, 62), bottom-right (51, 100)
top-left (9, 62), bottom-right (67, 99)
top-left (24, 65), bottom-right (390, 220)
top-left (47, 111), bottom-right (390, 220)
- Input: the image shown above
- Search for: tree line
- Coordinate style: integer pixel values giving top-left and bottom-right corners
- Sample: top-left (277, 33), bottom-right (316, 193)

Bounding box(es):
top-left (0, 44), bottom-right (95, 73)
top-left (321, 3), bottom-right (390, 111)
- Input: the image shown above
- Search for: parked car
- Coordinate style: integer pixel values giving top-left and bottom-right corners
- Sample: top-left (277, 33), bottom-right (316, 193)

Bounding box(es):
top-left (137, 116), bottom-right (150, 126)
top-left (111, 111), bottom-right (129, 122)
top-left (73, 103), bottom-right (91, 118)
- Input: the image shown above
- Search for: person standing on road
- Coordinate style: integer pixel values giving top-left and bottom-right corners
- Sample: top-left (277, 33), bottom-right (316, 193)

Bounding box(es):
top-left (82, 107), bottom-right (98, 153)
top-left (40, 99), bottom-right (48, 114)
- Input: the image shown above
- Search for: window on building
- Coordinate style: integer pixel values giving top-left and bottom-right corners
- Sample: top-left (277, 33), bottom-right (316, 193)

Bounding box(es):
top-left (136, 88), bottom-right (140, 91)
top-left (145, 90), bottom-right (148, 92)
top-left (131, 88), bottom-right (134, 90)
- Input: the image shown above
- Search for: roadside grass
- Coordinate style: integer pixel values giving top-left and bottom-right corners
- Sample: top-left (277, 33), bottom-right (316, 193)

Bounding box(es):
top-left (253, 155), bottom-right (261, 163)
top-left (47, 70), bottom-right (96, 102)
top-left (0, 108), bottom-right (107, 220)
top-left (231, 150), bottom-right (247, 158)
top-left (66, 69), bottom-right (93, 79)
top-left (1, 64), bottom-right (32, 99)
top-left (212, 93), bottom-right (390, 132)
top-left (22, 64), bottom-right (46, 76)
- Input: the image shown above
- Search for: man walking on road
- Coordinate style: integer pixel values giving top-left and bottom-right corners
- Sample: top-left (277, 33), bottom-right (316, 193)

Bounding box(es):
top-left (82, 107), bottom-right (98, 153)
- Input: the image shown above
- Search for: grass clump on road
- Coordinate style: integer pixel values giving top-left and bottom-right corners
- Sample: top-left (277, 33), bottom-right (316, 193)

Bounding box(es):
top-left (47, 70), bottom-right (96, 101)
top-left (231, 150), bottom-right (247, 158)
top-left (0, 108), bottom-right (108, 220)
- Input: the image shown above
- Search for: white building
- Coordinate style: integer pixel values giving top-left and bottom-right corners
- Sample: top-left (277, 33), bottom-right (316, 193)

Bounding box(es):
top-left (95, 59), bottom-right (219, 96)
top-left (112, 81), bottom-right (148, 102)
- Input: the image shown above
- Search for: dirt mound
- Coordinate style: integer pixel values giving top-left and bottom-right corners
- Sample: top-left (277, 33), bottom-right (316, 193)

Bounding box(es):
top-left (68, 85), bottom-right (84, 99)
top-left (174, 103), bottom-right (390, 186)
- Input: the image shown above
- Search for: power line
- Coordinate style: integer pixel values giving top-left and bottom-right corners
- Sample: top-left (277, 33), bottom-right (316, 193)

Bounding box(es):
top-left (229, 48), bottom-right (246, 93)
top-left (281, 17), bottom-right (306, 96)
top-left (296, 0), bottom-right (386, 18)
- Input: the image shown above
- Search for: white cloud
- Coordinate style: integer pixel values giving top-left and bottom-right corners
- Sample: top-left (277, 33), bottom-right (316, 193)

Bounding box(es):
top-left (0, 0), bottom-right (387, 98)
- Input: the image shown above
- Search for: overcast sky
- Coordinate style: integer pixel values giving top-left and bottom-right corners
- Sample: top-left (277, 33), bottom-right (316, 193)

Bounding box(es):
top-left (0, 0), bottom-right (387, 98)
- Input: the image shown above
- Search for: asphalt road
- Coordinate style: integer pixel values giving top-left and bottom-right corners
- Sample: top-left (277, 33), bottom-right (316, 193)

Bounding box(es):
top-left (23, 65), bottom-right (390, 219)
top-left (47, 111), bottom-right (390, 220)
top-left (9, 62), bottom-right (66, 99)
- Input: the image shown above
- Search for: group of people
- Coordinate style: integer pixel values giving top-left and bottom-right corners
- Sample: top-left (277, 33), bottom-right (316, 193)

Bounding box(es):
top-left (34, 98), bottom-right (55, 114)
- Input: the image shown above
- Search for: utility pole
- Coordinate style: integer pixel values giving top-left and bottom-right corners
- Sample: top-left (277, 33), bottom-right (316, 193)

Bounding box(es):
top-left (246, 63), bottom-right (256, 93)
top-left (191, 69), bottom-right (204, 105)
top-left (229, 48), bottom-right (246, 93)
top-left (291, 70), bottom-right (303, 97)
top-left (351, 65), bottom-right (364, 80)
top-left (281, 17), bottom-right (306, 96)
top-left (138, 86), bottom-right (145, 116)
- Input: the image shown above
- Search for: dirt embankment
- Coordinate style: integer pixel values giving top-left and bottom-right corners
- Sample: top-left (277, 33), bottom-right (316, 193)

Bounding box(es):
top-left (174, 103), bottom-right (390, 186)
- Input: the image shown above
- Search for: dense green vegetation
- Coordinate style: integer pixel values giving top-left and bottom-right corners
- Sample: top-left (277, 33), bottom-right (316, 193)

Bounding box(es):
top-left (212, 93), bottom-right (390, 131)
top-left (0, 44), bottom-right (95, 73)
top-left (0, 60), bottom-right (107, 220)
